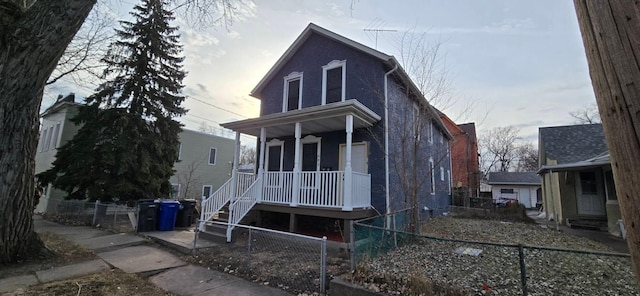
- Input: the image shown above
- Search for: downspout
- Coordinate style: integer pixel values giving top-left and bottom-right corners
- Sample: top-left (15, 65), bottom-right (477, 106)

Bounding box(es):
top-left (384, 64), bottom-right (398, 216)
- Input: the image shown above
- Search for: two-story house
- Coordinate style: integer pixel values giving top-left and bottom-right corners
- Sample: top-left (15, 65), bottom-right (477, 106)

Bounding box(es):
top-left (200, 23), bottom-right (453, 243)
top-left (34, 93), bottom-right (234, 214)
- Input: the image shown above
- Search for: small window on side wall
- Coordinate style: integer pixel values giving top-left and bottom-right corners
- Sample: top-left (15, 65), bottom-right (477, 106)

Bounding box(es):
top-left (500, 188), bottom-right (515, 194)
top-left (202, 185), bottom-right (212, 199)
top-left (208, 147), bottom-right (217, 165)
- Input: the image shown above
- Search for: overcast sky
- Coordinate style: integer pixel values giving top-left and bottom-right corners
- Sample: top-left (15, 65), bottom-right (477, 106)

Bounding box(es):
top-left (46, 0), bottom-right (596, 145)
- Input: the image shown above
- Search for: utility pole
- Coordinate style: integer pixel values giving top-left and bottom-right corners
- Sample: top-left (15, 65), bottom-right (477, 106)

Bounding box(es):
top-left (574, 0), bottom-right (640, 281)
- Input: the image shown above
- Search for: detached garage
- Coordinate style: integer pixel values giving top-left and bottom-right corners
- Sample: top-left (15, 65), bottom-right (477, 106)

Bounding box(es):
top-left (487, 172), bottom-right (542, 209)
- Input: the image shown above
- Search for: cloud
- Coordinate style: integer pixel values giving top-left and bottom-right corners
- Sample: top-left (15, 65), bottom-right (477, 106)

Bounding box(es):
top-left (227, 31), bottom-right (241, 39)
top-left (181, 28), bottom-right (220, 47)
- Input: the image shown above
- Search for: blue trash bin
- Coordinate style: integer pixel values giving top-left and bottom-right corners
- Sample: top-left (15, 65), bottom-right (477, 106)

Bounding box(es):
top-left (157, 200), bottom-right (180, 231)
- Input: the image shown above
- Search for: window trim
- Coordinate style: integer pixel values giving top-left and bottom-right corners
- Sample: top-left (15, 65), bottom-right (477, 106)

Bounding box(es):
top-left (51, 122), bottom-right (61, 149)
top-left (202, 185), bottom-right (213, 199)
top-left (44, 126), bottom-right (53, 151)
top-left (428, 121), bottom-right (434, 144)
top-left (440, 166), bottom-right (445, 181)
top-left (321, 60), bottom-right (346, 105)
top-left (282, 72), bottom-right (303, 112)
top-left (265, 139), bottom-right (285, 172)
top-left (177, 143), bottom-right (182, 161)
top-left (208, 147), bottom-right (217, 165)
top-left (39, 129), bottom-right (47, 152)
top-left (429, 158), bottom-right (435, 195)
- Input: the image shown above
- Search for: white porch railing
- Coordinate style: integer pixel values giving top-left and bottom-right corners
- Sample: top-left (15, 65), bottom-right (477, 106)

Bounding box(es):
top-left (262, 171), bottom-right (294, 204)
top-left (299, 171), bottom-right (345, 208)
top-left (261, 170), bottom-right (370, 209)
top-left (200, 172), bottom-right (255, 229)
top-left (227, 178), bottom-right (261, 241)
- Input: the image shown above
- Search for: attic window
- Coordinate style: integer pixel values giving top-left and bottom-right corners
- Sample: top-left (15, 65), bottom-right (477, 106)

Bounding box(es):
top-left (283, 72), bottom-right (303, 112)
top-left (322, 60), bottom-right (346, 105)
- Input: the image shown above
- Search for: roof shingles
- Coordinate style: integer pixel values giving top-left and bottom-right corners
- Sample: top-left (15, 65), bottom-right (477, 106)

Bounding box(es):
top-left (539, 124), bottom-right (608, 164)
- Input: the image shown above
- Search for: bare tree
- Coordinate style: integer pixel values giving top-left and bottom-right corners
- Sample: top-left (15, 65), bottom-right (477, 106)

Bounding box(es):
top-left (569, 103), bottom-right (601, 124)
top-left (176, 160), bottom-right (202, 199)
top-left (514, 142), bottom-right (539, 172)
top-left (45, 4), bottom-right (115, 90)
top-left (239, 145), bottom-right (256, 165)
top-left (479, 126), bottom-right (520, 176)
top-left (0, 0), bottom-right (246, 264)
top-left (574, 0), bottom-right (640, 280)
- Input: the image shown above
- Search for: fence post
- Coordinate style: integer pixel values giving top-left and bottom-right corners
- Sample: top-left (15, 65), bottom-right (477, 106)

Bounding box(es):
top-left (321, 236), bottom-right (327, 295)
top-left (350, 220), bottom-right (355, 272)
top-left (519, 244), bottom-right (528, 296)
top-left (93, 200), bottom-right (99, 226)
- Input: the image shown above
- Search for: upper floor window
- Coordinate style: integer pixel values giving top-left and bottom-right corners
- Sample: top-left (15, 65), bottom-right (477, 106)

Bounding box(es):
top-left (428, 121), bottom-right (434, 144)
top-left (283, 72), bottom-right (303, 112)
top-left (322, 60), bottom-right (346, 105)
top-left (208, 147), bottom-right (217, 165)
top-left (177, 143), bottom-right (182, 161)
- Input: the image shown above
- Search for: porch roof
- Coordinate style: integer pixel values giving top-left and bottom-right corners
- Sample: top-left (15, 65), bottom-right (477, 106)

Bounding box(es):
top-left (220, 100), bottom-right (382, 138)
top-left (537, 152), bottom-right (610, 175)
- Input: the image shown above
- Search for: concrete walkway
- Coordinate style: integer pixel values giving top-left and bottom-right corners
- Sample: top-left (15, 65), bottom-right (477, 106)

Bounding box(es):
top-left (0, 217), bottom-right (290, 295)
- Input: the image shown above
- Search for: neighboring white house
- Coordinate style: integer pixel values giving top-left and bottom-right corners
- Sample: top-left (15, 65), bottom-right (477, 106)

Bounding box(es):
top-left (486, 172), bottom-right (542, 208)
top-left (34, 93), bottom-right (235, 213)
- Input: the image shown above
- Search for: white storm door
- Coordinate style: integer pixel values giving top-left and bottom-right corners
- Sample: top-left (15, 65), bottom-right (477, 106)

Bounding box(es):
top-left (576, 171), bottom-right (606, 216)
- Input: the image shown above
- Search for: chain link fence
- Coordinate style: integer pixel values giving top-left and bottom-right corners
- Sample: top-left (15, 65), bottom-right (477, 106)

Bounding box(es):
top-left (352, 211), bottom-right (637, 295)
top-left (43, 199), bottom-right (137, 233)
top-left (195, 222), bottom-right (350, 295)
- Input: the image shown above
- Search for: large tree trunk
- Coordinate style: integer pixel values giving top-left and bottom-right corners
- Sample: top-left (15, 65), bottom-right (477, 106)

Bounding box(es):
top-left (0, 0), bottom-right (95, 264)
top-left (574, 0), bottom-right (640, 280)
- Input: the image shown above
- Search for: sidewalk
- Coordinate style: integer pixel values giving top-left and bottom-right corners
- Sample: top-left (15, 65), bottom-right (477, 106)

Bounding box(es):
top-left (0, 217), bottom-right (290, 295)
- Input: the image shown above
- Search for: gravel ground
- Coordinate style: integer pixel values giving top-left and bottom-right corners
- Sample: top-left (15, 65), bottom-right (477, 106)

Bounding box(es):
top-left (350, 216), bottom-right (638, 296)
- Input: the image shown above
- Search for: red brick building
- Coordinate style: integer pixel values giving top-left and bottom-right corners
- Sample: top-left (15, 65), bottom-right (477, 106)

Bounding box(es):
top-left (439, 113), bottom-right (480, 202)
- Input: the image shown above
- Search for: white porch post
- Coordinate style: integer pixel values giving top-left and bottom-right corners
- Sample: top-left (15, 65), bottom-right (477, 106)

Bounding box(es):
top-left (230, 132), bottom-right (241, 200)
top-left (343, 115), bottom-right (353, 211)
top-left (292, 122), bottom-right (301, 207)
top-left (257, 128), bottom-right (266, 203)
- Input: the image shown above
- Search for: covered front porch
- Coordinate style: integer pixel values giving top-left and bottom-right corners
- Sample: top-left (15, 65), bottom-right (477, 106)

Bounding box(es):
top-left (201, 100), bottom-right (381, 241)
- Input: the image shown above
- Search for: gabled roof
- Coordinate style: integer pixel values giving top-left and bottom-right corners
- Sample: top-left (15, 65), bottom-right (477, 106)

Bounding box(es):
top-left (539, 124), bottom-right (608, 164)
top-left (247, 22), bottom-right (454, 140)
top-left (41, 93), bottom-right (80, 117)
top-left (487, 172), bottom-right (541, 186)
top-left (251, 23), bottom-right (392, 97)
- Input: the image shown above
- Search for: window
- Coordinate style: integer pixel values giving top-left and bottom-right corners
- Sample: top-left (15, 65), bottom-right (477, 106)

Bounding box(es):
top-left (170, 184), bottom-right (181, 199)
top-left (500, 188), bottom-right (515, 194)
top-left (428, 121), bottom-right (433, 144)
top-left (412, 103), bottom-right (420, 141)
top-left (429, 158), bottom-right (435, 194)
top-left (39, 129), bottom-right (47, 152)
top-left (202, 185), bottom-right (213, 199)
top-left (322, 60), bottom-right (346, 104)
top-left (177, 143), bottom-right (182, 161)
top-left (283, 72), bottom-right (303, 112)
top-left (208, 147), bottom-right (217, 165)
top-left (51, 122), bottom-right (61, 149)
top-left (440, 166), bottom-right (445, 181)
top-left (579, 171), bottom-right (598, 194)
top-left (44, 126), bottom-right (53, 151)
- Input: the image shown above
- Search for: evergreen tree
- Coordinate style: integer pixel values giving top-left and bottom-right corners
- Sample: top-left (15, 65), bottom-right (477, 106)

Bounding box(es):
top-left (38, 0), bottom-right (186, 203)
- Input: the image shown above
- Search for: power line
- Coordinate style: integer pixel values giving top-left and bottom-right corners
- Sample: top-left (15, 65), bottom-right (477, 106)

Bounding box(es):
top-left (187, 95), bottom-right (252, 119)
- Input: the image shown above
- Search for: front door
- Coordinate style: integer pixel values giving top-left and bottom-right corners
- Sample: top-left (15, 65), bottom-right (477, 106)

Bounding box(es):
top-left (264, 141), bottom-right (284, 202)
top-left (299, 136), bottom-right (321, 204)
top-left (576, 170), bottom-right (606, 216)
top-left (339, 142), bottom-right (368, 173)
